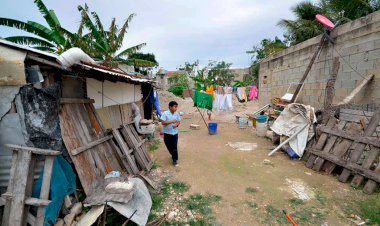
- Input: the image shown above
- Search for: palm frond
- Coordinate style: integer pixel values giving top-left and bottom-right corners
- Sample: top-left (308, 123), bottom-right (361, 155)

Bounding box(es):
top-left (116, 13), bottom-right (135, 49)
top-left (33, 46), bottom-right (56, 52)
top-left (91, 11), bottom-right (105, 35)
top-left (78, 5), bottom-right (107, 52)
top-left (108, 18), bottom-right (117, 52)
top-left (5, 36), bottom-right (54, 47)
top-left (115, 43), bottom-right (146, 58)
top-left (124, 58), bottom-right (158, 67)
top-left (34, 0), bottom-right (61, 29)
top-left (27, 21), bottom-right (65, 46)
top-left (0, 18), bottom-right (52, 42)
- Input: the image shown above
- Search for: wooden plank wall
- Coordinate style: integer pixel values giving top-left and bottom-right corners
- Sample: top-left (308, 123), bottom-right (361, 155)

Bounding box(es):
top-left (96, 103), bottom-right (134, 129)
top-left (59, 103), bottom-right (122, 194)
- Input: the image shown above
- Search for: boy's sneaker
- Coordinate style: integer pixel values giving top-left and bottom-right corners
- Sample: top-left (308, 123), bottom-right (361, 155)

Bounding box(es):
top-left (173, 161), bottom-right (178, 167)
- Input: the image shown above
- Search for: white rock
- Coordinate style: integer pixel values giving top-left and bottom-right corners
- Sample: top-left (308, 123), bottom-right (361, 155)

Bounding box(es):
top-left (54, 218), bottom-right (64, 226)
top-left (64, 213), bottom-right (76, 226)
top-left (70, 202), bottom-right (83, 216)
top-left (168, 211), bottom-right (176, 220)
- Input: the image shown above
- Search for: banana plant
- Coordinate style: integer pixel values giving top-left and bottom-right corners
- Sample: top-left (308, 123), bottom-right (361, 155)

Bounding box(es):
top-left (0, 0), bottom-right (76, 53)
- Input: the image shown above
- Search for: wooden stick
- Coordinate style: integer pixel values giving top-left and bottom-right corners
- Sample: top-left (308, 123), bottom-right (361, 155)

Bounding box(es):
top-left (335, 74), bottom-right (374, 106)
top-left (5, 144), bottom-right (60, 156)
top-left (71, 135), bottom-right (113, 156)
top-left (291, 35), bottom-right (326, 103)
top-left (322, 57), bottom-right (340, 124)
top-left (268, 124), bottom-right (308, 156)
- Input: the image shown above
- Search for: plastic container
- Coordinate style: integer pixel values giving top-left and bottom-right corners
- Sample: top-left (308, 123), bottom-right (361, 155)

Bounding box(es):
top-left (238, 116), bottom-right (248, 129)
top-left (208, 122), bottom-right (218, 135)
top-left (256, 121), bottom-right (267, 137)
top-left (255, 115), bottom-right (268, 123)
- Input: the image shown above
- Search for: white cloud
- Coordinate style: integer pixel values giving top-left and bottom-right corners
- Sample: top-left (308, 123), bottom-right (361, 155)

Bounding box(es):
top-left (0, 0), bottom-right (300, 70)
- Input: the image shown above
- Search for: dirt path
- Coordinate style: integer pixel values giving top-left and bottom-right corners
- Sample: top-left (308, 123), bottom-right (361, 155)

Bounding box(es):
top-left (153, 101), bottom-right (376, 225)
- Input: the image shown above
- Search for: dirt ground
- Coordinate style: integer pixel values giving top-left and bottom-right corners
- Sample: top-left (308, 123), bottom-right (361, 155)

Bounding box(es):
top-left (153, 96), bottom-right (378, 226)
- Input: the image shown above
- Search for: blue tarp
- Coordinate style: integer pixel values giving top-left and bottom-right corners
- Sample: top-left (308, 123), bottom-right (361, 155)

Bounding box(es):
top-left (32, 156), bottom-right (76, 226)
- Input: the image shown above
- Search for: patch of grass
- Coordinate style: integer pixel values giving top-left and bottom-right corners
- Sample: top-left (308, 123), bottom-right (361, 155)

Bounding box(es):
top-left (148, 139), bottom-right (161, 152)
top-left (262, 204), bottom-right (326, 225)
top-left (315, 191), bottom-right (327, 205)
top-left (292, 207), bottom-right (327, 225)
top-left (150, 179), bottom-right (190, 221)
top-left (151, 161), bottom-right (160, 169)
top-left (246, 201), bottom-right (258, 209)
top-left (289, 198), bottom-right (305, 206)
top-left (181, 193), bottom-right (221, 223)
top-left (171, 181), bottom-right (190, 193)
top-left (245, 187), bottom-right (258, 194)
top-left (357, 196), bottom-right (380, 225)
top-left (263, 205), bottom-right (289, 225)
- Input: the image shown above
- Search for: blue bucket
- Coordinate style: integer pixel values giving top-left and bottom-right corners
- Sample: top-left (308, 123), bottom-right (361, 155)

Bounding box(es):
top-left (255, 115), bottom-right (268, 123)
top-left (208, 122), bottom-right (218, 135)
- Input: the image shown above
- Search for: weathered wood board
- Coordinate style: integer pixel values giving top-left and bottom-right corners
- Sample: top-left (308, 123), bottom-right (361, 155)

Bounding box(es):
top-left (59, 103), bottom-right (122, 194)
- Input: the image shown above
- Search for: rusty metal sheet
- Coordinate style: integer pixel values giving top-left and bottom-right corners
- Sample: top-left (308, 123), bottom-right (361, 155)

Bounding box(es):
top-left (0, 46), bottom-right (26, 85)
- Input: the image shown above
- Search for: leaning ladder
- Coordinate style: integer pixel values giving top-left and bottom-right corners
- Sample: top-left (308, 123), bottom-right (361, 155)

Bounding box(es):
top-left (1, 144), bottom-right (60, 226)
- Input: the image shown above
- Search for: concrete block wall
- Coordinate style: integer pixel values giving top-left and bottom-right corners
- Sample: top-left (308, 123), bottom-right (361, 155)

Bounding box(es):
top-left (259, 11), bottom-right (380, 109)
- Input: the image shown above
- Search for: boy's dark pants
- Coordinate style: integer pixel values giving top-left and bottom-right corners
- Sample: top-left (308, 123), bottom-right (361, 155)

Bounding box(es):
top-left (163, 133), bottom-right (178, 162)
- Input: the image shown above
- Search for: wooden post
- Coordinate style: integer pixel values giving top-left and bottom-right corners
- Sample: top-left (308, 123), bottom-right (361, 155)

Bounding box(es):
top-left (1, 152), bottom-right (18, 226)
top-left (335, 74), bottom-right (374, 106)
top-left (322, 57), bottom-right (340, 124)
top-left (291, 35), bottom-right (326, 103)
top-left (8, 150), bottom-right (32, 226)
top-left (339, 109), bottom-right (380, 182)
top-left (363, 162), bottom-right (380, 194)
top-left (35, 156), bottom-right (55, 226)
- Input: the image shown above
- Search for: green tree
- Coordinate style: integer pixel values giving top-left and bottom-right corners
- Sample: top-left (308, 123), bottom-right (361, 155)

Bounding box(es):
top-left (77, 4), bottom-right (148, 67)
top-left (208, 61), bottom-right (236, 86)
top-left (0, 0), bottom-right (77, 53)
top-left (278, 0), bottom-right (380, 46)
top-left (246, 37), bottom-right (287, 83)
top-left (278, 1), bottom-right (325, 45)
top-left (167, 73), bottom-right (189, 97)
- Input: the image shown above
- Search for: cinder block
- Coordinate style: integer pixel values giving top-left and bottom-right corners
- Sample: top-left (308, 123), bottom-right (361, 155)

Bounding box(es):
top-left (349, 52), bottom-right (365, 64)
top-left (342, 64), bottom-right (355, 72)
top-left (351, 72), bottom-right (365, 81)
top-left (341, 79), bottom-right (357, 89)
top-left (368, 49), bottom-right (380, 61)
top-left (336, 88), bottom-right (348, 98)
top-left (358, 41), bottom-right (375, 53)
top-left (356, 60), bottom-right (375, 72)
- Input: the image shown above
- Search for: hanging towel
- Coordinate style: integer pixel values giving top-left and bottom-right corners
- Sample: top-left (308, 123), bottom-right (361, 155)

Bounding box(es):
top-left (241, 87), bottom-right (247, 102)
top-left (206, 85), bottom-right (214, 94)
top-left (249, 86), bottom-right (258, 100)
top-left (153, 91), bottom-right (162, 116)
top-left (193, 90), bottom-right (213, 111)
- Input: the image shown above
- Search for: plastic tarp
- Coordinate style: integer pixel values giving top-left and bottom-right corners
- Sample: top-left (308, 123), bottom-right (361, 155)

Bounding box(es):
top-left (270, 103), bottom-right (316, 158)
top-left (32, 155), bottom-right (76, 226)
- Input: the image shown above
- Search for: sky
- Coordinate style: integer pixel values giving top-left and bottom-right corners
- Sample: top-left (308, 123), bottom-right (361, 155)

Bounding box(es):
top-left (0, 0), bottom-right (300, 70)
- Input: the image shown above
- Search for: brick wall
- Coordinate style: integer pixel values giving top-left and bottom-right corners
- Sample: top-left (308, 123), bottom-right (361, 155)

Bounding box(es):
top-left (259, 11), bottom-right (380, 109)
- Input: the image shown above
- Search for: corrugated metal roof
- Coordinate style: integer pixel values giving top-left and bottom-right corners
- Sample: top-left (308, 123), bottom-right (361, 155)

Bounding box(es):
top-left (78, 63), bottom-right (152, 83)
top-left (0, 39), bottom-right (153, 84)
top-left (0, 39), bottom-right (57, 59)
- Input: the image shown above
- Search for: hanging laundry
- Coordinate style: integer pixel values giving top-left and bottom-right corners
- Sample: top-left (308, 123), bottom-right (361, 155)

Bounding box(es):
top-left (193, 90), bottom-right (213, 111)
top-left (249, 86), bottom-right (258, 100)
top-left (206, 85), bottom-right (214, 94)
top-left (153, 91), bottom-right (162, 116)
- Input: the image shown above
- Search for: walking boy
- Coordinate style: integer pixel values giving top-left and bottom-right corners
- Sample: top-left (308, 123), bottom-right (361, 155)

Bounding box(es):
top-left (160, 101), bottom-right (181, 166)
